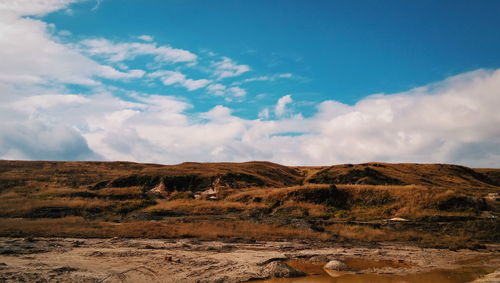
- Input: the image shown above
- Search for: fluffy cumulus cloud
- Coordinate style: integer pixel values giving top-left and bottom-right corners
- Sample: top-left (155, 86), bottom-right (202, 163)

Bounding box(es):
top-left (80, 38), bottom-right (197, 64)
top-left (95, 69), bottom-right (500, 166)
top-left (0, 120), bottom-right (100, 161)
top-left (1, 1), bottom-right (500, 167)
top-left (0, 0), bottom-right (79, 16)
top-left (211, 57), bottom-right (250, 79)
top-left (275, 94), bottom-right (293, 118)
top-left (137, 35), bottom-right (154, 42)
top-left (149, 70), bottom-right (211, 91)
top-left (0, 1), bottom-right (145, 89)
top-left (206, 84), bottom-right (246, 101)
top-left (3, 67), bottom-right (500, 166)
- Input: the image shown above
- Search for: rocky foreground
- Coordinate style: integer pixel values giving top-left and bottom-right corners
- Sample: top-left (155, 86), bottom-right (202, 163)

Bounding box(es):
top-left (0, 237), bottom-right (498, 282)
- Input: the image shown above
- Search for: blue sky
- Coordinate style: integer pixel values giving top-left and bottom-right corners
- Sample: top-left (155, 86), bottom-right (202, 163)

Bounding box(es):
top-left (1, 0), bottom-right (500, 166)
top-left (44, 0), bottom-right (500, 114)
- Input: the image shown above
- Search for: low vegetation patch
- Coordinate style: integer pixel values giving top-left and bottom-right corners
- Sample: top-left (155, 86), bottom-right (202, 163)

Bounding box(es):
top-left (0, 217), bottom-right (330, 241)
top-left (142, 199), bottom-right (267, 215)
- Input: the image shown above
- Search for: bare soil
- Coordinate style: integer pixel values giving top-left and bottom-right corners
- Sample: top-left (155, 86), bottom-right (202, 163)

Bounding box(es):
top-left (0, 237), bottom-right (498, 283)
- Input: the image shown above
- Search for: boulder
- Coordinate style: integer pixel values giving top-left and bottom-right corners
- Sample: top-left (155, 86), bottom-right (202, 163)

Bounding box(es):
top-left (324, 260), bottom-right (349, 271)
top-left (323, 259), bottom-right (351, 277)
top-left (262, 261), bottom-right (306, 278)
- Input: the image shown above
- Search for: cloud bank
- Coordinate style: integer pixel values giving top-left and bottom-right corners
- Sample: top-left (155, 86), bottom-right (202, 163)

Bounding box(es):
top-left (1, 0), bottom-right (499, 167)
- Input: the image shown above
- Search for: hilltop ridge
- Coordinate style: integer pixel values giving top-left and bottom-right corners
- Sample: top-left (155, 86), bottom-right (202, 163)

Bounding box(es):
top-left (1, 160), bottom-right (499, 192)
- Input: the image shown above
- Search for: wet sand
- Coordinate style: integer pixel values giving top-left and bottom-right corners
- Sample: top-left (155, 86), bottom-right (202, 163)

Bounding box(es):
top-left (0, 237), bottom-right (498, 282)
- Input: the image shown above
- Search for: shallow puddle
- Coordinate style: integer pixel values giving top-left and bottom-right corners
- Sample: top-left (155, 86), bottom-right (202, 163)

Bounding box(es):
top-left (285, 257), bottom-right (412, 277)
top-left (253, 258), bottom-right (496, 283)
top-left (342, 257), bottom-right (411, 270)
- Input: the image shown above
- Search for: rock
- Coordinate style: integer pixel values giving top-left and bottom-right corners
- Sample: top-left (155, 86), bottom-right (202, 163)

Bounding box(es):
top-left (257, 257), bottom-right (288, 266)
top-left (309, 255), bottom-right (331, 262)
top-left (262, 261), bottom-right (306, 278)
top-left (148, 180), bottom-right (169, 198)
top-left (323, 259), bottom-right (352, 278)
top-left (388, 217), bottom-right (409, 222)
top-left (324, 260), bottom-right (349, 271)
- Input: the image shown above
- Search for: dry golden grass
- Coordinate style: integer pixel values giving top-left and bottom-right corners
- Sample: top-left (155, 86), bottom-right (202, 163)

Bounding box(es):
top-left (0, 217), bottom-right (330, 241)
top-left (0, 197), bottom-right (156, 218)
top-left (272, 201), bottom-right (329, 217)
top-left (226, 184), bottom-right (330, 202)
top-left (143, 199), bottom-right (267, 215)
top-left (96, 186), bottom-right (142, 195)
top-left (333, 184), bottom-right (484, 219)
top-left (306, 162), bottom-right (500, 190)
top-left (0, 198), bottom-right (114, 217)
top-left (0, 160), bottom-right (303, 191)
top-left (0, 217), bottom-right (488, 249)
top-left (324, 223), bottom-right (482, 249)
top-left (225, 184), bottom-right (484, 220)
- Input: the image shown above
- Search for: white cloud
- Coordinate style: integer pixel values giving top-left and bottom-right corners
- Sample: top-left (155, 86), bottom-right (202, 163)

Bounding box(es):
top-left (206, 83), bottom-right (226, 96)
top-left (240, 73), bottom-right (293, 84)
top-left (228, 86), bottom-right (246, 98)
top-left (278, 73), bottom-right (293, 79)
top-left (137, 35), bottom-right (154, 42)
top-left (91, 0), bottom-right (103, 11)
top-left (13, 94), bottom-right (89, 114)
top-left (0, 6), bottom-right (145, 90)
top-left (98, 66), bottom-right (145, 79)
top-left (80, 38), bottom-right (197, 64)
top-left (275, 94), bottom-right (293, 118)
top-left (0, 0), bottom-right (80, 17)
top-left (211, 57), bottom-right (250, 79)
top-left (149, 70), bottom-right (211, 91)
top-left (206, 84), bottom-right (246, 101)
top-left (258, 108), bottom-right (270, 120)
top-left (2, 68), bottom-right (500, 166)
top-left (201, 105), bottom-right (233, 122)
top-left (0, 120), bottom-right (100, 161)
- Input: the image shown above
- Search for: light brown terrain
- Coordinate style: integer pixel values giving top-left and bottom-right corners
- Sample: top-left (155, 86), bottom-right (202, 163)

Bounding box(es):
top-left (0, 237), bottom-right (499, 283)
top-left (0, 160), bottom-right (499, 282)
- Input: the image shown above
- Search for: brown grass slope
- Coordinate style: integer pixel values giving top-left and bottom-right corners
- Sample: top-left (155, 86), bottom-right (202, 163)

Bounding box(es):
top-left (0, 160), bottom-right (303, 192)
top-left (305, 162), bottom-right (500, 188)
top-left (0, 160), bottom-right (498, 249)
top-left (0, 160), bottom-right (302, 219)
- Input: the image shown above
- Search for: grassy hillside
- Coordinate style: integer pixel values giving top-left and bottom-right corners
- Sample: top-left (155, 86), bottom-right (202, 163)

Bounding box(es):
top-left (0, 160), bottom-right (498, 249)
top-left (306, 162), bottom-right (500, 188)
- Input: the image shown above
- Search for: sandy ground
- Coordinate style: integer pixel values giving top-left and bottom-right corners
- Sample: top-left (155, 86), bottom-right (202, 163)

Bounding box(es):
top-left (0, 237), bottom-right (498, 283)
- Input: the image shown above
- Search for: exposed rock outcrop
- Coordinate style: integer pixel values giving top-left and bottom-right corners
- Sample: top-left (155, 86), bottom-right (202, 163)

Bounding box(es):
top-left (261, 261), bottom-right (306, 278)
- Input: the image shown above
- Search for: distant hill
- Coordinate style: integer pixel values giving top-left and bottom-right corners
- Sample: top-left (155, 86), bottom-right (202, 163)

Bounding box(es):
top-left (1, 160), bottom-right (498, 193)
top-left (306, 162), bottom-right (500, 188)
top-left (0, 160), bottom-right (303, 193)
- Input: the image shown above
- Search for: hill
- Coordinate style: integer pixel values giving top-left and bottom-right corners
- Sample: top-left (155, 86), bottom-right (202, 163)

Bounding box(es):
top-left (0, 160), bottom-right (302, 191)
top-left (305, 162), bottom-right (500, 188)
top-left (0, 160), bottom-right (498, 249)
